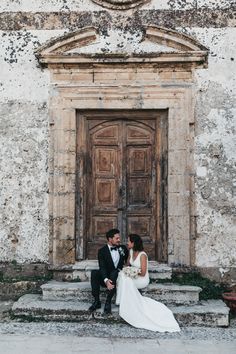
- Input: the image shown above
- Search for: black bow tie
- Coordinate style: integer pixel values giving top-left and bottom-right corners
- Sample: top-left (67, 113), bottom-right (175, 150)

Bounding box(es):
top-left (110, 246), bottom-right (118, 251)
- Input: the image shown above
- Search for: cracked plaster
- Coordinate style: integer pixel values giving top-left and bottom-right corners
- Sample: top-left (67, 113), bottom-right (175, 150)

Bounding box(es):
top-left (0, 0), bottom-right (235, 11)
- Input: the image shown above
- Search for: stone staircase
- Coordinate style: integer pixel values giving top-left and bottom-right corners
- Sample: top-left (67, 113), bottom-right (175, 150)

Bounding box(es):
top-left (11, 262), bottom-right (230, 327)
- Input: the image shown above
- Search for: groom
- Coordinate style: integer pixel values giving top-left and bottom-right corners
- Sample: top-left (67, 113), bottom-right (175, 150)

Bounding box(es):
top-left (89, 228), bottom-right (129, 314)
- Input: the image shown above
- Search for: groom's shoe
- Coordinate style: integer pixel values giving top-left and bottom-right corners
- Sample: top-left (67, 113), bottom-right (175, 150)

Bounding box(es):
top-left (88, 300), bottom-right (101, 312)
top-left (103, 300), bottom-right (112, 315)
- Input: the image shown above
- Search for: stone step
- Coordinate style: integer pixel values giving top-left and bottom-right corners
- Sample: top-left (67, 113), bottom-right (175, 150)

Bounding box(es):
top-left (41, 281), bottom-right (202, 305)
top-left (51, 261), bottom-right (172, 282)
top-left (11, 294), bottom-right (229, 327)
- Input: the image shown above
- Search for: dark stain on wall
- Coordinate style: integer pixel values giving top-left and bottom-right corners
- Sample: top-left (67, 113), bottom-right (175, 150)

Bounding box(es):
top-left (0, 8), bottom-right (235, 31)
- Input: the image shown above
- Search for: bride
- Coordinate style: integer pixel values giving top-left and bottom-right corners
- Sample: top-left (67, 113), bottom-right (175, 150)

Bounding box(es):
top-left (116, 234), bottom-right (180, 332)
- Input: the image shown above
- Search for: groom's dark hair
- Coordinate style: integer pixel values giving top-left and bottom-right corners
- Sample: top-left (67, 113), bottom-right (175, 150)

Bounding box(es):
top-left (106, 228), bottom-right (120, 240)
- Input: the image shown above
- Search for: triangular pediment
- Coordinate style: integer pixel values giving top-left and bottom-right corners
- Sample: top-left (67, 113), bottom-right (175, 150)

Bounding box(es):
top-left (37, 26), bottom-right (208, 66)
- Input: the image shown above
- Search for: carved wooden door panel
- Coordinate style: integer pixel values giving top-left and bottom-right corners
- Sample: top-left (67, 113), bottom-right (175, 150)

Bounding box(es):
top-left (125, 122), bottom-right (156, 259)
top-left (86, 121), bottom-right (121, 259)
top-left (85, 118), bottom-right (158, 260)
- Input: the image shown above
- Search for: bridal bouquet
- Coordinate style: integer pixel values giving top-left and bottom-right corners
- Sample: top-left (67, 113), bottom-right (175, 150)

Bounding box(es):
top-left (122, 266), bottom-right (140, 279)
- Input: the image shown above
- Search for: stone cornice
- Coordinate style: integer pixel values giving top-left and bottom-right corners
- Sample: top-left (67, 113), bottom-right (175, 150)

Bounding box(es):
top-left (36, 26), bottom-right (208, 68)
top-left (39, 52), bottom-right (208, 66)
top-left (0, 9), bottom-right (235, 31)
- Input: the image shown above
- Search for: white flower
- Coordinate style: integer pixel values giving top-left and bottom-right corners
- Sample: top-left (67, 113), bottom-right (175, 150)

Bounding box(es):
top-left (118, 247), bottom-right (125, 257)
top-left (122, 266), bottom-right (140, 279)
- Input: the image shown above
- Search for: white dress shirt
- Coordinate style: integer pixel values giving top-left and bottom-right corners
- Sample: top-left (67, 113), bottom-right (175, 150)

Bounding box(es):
top-left (108, 244), bottom-right (120, 268)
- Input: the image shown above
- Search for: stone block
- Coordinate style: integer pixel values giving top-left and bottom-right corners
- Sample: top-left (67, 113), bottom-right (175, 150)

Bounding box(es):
top-left (0, 300), bottom-right (13, 320)
top-left (52, 110), bottom-right (76, 131)
top-left (168, 216), bottom-right (190, 241)
top-left (49, 261), bottom-right (172, 282)
top-left (52, 72), bottom-right (93, 83)
top-left (71, 72), bottom-right (93, 82)
top-left (168, 193), bottom-right (189, 216)
top-left (53, 175), bottom-right (76, 194)
top-left (0, 282), bottom-right (41, 301)
top-left (52, 73), bottom-right (72, 82)
top-left (135, 72), bottom-right (160, 81)
top-left (143, 283), bottom-right (201, 304)
top-left (169, 239), bottom-right (191, 266)
top-left (173, 71), bottom-right (192, 80)
top-left (41, 281), bottom-right (202, 305)
top-left (168, 175), bottom-right (189, 194)
top-left (54, 151), bottom-right (76, 174)
top-left (170, 300), bottom-right (229, 327)
top-left (54, 129), bottom-right (76, 153)
top-left (12, 295), bottom-right (229, 327)
top-left (168, 150), bottom-right (187, 175)
top-left (52, 193), bottom-right (75, 219)
top-left (53, 217), bottom-right (75, 241)
top-left (94, 71), bottom-right (134, 82)
top-left (55, 240), bottom-right (75, 265)
top-left (159, 70), bottom-right (173, 80)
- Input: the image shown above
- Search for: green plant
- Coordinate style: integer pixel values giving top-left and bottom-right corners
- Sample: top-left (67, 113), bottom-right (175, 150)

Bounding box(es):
top-left (172, 272), bottom-right (227, 300)
top-left (154, 271), bottom-right (228, 300)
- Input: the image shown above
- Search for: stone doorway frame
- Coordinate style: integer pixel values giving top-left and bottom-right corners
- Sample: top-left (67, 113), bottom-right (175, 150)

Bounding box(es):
top-left (37, 26), bottom-right (208, 268)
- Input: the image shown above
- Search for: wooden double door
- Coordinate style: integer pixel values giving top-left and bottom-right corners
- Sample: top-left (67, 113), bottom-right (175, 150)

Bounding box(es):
top-left (76, 111), bottom-right (167, 261)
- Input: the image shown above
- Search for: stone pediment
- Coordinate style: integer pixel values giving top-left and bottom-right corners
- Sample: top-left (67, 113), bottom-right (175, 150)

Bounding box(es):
top-left (91, 0), bottom-right (151, 10)
top-left (37, 26), bottom-right (208, 66)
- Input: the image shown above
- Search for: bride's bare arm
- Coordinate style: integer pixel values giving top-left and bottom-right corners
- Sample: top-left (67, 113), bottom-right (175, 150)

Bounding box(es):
top-left (139, 254), bottom-right (147, 276)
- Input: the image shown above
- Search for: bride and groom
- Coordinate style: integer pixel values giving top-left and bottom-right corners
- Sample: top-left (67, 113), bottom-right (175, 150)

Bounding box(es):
top-left (89, 228), bottom-right (180, 332)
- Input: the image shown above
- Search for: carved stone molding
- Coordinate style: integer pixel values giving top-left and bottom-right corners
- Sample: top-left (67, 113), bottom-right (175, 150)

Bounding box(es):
top-left (37, 26), bottom-right (208, 67)
top-left (91, 0), bottom-right (150, 10)
top-left (37, 26), bottom-right (208, 267)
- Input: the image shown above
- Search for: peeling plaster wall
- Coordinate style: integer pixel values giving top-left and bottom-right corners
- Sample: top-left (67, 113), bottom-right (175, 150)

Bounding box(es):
top-left (0, 0), bottom-right (235, 268)
top-left (0, 31), bottom-right (52, 262)
top-left (193, 29), bottom-right (236, 269)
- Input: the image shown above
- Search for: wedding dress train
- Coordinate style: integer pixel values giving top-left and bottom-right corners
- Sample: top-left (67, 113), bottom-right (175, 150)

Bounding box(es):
top-left (116, 250), bottom-right (180, 332)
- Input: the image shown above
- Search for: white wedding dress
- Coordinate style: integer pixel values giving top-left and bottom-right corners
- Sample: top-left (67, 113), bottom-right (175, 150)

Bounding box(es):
top-left (116, 250), bottom-right (180, 332)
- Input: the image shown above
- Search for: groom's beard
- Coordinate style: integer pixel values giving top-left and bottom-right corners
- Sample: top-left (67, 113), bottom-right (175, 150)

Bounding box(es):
top-left (111, 241), bottom-right (121, 247)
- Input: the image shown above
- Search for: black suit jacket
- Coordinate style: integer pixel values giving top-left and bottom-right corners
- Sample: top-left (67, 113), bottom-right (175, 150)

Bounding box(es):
top-left (98, 244), bottom-right (129, 281)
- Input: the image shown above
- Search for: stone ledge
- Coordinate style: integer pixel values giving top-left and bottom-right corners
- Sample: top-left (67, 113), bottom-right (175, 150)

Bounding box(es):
top-left (50, 261), bottom-right (172, 281)
top-left (0, 301), bottom-right (14, 321)
top-left (41, 281), bottom-right (201, 305)
top-left (12, 294), bottom-right (229, 327)
top-left (0, 281), bottom-right (42, 301)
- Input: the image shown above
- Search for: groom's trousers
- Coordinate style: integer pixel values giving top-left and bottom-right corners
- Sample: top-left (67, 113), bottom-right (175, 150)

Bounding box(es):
top-left (91, 269), bottom-right (119, 302)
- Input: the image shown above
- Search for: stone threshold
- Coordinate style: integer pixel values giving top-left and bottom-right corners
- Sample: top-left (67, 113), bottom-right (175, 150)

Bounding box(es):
top-left (49, 261), bottom-right (172, 281)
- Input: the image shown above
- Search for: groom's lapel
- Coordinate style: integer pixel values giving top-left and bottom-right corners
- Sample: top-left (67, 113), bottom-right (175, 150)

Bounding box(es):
top-left (117, 247), bottom-right (125, 268)
top-left (105, 245), bottom-right (114, 268)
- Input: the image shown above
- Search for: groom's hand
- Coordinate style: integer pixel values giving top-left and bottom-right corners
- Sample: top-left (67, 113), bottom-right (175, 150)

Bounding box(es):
top-left (106, 279), bottom-right (114, 290)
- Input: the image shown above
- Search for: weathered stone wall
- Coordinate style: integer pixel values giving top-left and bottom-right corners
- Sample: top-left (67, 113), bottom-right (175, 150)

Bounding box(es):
top-left (0, 1), bottom-right (235, 275)
top-left (194, 28), bottom-right (236, 271)
top-left (0, 31), bottom-right (51, 263)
